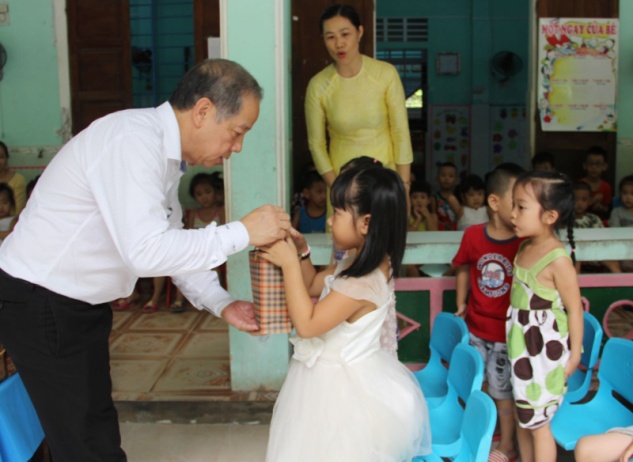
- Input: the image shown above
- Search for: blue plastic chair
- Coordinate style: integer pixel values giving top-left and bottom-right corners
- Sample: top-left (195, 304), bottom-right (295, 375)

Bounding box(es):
top-left (413, 312), bottom-right (469, 405)
top-left (565, 311), bottom-right (603, 403)
top-left (552, 338), bottom-right (633, 450)
top-left (415, 390), bottom-right (497, 462)
top-left (427, 343), bottom-right (485, 458)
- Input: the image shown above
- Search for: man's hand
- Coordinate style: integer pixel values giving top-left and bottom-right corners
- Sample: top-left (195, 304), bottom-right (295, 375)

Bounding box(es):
top-left (221, 300), bottom-right (260, 333)
top-left (241, 205), bottom-right (291, 247)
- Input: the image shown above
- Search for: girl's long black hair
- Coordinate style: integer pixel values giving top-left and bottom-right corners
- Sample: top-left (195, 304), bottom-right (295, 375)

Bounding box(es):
top-left (514, 170), bottom-right (576, 264)
top-left (330, 166), bottom-right (408, 278)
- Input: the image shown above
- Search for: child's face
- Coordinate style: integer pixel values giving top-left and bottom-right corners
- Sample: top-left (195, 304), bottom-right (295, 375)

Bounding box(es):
top-left (534, 161), bottom-right (555, 172)
top-left (463, 188), bottom-right (485, 209)
top-left (583, 154), bottom-right (607, 180)
top-left (0, 191), bottom-right (11, 218)
top-left (304, 181), bottom-right (327, 208)
top-left (573, 189), bottom-right (591, 216)
top-left (621, 184), bottom-right (633, 210)
top-left (327, 207), bottom-right (365, 251)
top-left (410, 191), bottom-right (430, 213)
top-left (437, 167), bottom-right (457, 191)
top-left (511, 182), bottom-right (546, 238)
top-left (193, 183), bottom-right (216, 208)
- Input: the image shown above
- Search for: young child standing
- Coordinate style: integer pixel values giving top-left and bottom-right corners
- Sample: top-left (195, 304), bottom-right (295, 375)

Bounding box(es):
top-left (457, 173), bottom-right (488, 230)
top-left (507, 171), bottom-right (583, 462)
top-left (452, 162), bottom-right (525, 462)
top-left (433, 162), bottom-right (462, 230)
top-left (580, 146), bottom-right (612, 220)
top-left (609, 174), bottom-right (633, 271)
top-left (261, 167), bottom-right (431, 461)
top-left (291, 170), bottom-right (327, 233)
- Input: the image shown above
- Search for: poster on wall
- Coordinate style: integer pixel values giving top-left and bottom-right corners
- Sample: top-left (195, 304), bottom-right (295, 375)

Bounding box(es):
top-left (538, 18), bottom-right (618, 132)
top-left (489, 106), bottom-right (528, 169)
top-left (428, 105), bottom-right (470, 181)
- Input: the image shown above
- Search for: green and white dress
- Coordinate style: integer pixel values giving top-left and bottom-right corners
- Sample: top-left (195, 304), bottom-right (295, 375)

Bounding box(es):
top-left (506, 245), bottom-right (571, 429)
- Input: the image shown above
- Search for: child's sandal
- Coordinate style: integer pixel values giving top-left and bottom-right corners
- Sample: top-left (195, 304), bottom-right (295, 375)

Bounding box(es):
top-left (170, 300), bottom-right (185, 313)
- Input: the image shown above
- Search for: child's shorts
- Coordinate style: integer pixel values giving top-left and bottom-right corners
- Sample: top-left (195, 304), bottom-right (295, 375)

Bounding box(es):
top-left (469, 333), bottom-right (513, 400)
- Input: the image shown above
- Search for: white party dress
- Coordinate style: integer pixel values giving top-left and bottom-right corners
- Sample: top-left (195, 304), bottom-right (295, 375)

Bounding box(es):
top-left (266, 262), bottom-right (431, 461)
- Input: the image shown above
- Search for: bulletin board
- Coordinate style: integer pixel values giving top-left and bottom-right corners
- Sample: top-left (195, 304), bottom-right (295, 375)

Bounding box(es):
top-left (489, 106), bottom-right (528, 169)
top-left (538, 18), bottom-right (618, 132)
top-left (428, 105), bottom-right (471, 180)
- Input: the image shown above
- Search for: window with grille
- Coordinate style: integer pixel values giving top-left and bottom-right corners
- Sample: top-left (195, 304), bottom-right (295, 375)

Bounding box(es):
top-left (376, 18), bottom-right (428, 43)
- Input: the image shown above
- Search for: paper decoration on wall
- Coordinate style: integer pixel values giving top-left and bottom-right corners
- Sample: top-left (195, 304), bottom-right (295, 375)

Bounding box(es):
top-left (489, 106), bottom-right (528, 169)
top-left (429, 105), bottom-right (471, 179)
top-left (538, 18), bottom-right (618, 132)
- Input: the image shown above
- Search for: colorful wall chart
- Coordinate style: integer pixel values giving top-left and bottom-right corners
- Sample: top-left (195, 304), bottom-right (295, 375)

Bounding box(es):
top-left (429, 105), bottom-right (471, 180)
top-left (489, 106), bottom-right (528, 169)
top-left (538, 18), bottom-right (618, 132)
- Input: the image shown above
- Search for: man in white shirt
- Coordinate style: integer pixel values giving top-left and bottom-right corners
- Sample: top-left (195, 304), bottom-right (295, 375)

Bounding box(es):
top-left (0, 59), bottom-right (290, 462)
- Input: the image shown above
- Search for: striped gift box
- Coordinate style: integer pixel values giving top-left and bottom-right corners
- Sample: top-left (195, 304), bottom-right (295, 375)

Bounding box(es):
top-left (249, 250), bottom-right (292, 334)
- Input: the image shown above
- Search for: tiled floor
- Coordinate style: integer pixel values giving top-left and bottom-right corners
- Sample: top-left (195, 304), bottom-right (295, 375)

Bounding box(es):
top-left (120, 422), bottom-right (270, 462)
top-left (110, 302), bottom-right (278, 403)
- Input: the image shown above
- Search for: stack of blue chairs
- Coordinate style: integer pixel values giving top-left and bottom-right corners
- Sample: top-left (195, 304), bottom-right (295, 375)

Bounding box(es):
top-left (413, 312), bottom-right (469, 406)
top-left (552, 337), bottom-right (633, 450)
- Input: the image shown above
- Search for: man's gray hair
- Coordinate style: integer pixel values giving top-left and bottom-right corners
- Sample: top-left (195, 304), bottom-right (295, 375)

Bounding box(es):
top-left (169, 59), bottom-right (263, 121)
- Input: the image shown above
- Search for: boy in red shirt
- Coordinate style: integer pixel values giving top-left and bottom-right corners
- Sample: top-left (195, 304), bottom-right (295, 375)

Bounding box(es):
top-left (580, 145), bottom-right (612, 221)
top-left (452, 163), bottom-right (525, 462)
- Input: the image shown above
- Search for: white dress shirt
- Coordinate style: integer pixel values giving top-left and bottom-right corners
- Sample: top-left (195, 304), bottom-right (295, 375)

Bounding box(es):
top-left (0, 102), bottom-right (249, 317)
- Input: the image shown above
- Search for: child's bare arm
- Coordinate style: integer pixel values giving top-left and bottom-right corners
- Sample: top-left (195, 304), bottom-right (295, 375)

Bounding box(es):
top-left (455, 264), bottom-right (470, 317)
top-left (258, 238), bottom-right (365, 338)
top-left (552, 256), bottom-right (583, 378)
top-left (422, 210), bottom-right (438, 231)
top-left (446, 194), bottom-right (463, 219)
top-left (291, 210), bottom-right (300, 230)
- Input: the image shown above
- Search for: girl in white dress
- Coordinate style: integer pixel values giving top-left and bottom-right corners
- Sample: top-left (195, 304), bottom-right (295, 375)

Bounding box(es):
top-left (260, 166), bottom-right (431, 461)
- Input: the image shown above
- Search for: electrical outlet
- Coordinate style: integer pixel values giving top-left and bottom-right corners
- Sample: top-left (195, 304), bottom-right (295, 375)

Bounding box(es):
top-left (0, 4), bottom-right (8, 14)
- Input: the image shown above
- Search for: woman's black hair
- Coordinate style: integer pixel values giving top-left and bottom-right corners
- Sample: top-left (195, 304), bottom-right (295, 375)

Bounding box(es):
top-left (319, 4), bottom-right (361, 33)
top-left (188, 173), bottom-right (216, 198)
top-left (330, 166), bottom-right (407, 278)
top-left (514, 171), bottom-right (576, 264)
top-left (0, 182), bottom-right (16, 210)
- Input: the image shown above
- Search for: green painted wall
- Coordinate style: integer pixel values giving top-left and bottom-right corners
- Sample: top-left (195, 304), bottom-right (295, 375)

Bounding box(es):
top-left (0, 1), bottom-right (64, 147)
top-left (616, 1), bottom-right (633, 186)
top-left (377, 0), bottom-right (529, 106)
top-left (225, 0), bottom-right (292, 390)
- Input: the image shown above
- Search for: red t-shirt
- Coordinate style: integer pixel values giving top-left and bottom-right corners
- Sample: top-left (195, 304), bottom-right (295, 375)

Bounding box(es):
top-left (452, 223), bottom-right (523, 343)
top-left (580, 178), bottom-right (612, 220)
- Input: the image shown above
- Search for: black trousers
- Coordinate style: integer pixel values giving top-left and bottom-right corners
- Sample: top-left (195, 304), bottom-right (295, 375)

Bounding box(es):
top-left (0, 269), bottom-right (127, 462)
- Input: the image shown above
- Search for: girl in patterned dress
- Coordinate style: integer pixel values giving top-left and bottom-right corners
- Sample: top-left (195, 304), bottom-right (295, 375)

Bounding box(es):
top-left (507, 171), bottom-right (584, 462)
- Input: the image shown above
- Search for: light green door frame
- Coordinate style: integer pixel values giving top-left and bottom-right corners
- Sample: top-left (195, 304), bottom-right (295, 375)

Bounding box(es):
top-left (222, 0), bottom-right (292, 390)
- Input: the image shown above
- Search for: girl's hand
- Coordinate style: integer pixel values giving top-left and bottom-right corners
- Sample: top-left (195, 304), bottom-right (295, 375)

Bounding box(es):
top-left (258, 237), bottom-right (298, 269)
top-left (288, 227), bottom-right (308, 254)
top-left (564, 354), bottom-right (581, 380)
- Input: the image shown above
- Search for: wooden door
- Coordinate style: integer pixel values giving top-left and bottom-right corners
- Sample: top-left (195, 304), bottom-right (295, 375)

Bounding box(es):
top-left (194, 0), bottom-right (220, 63)
top-left (291, 0), bottom-right (374, 186)
top-left (67, 0), bottom-right (132, 135)
top-left (535, 0), bottom-right (619, 184)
